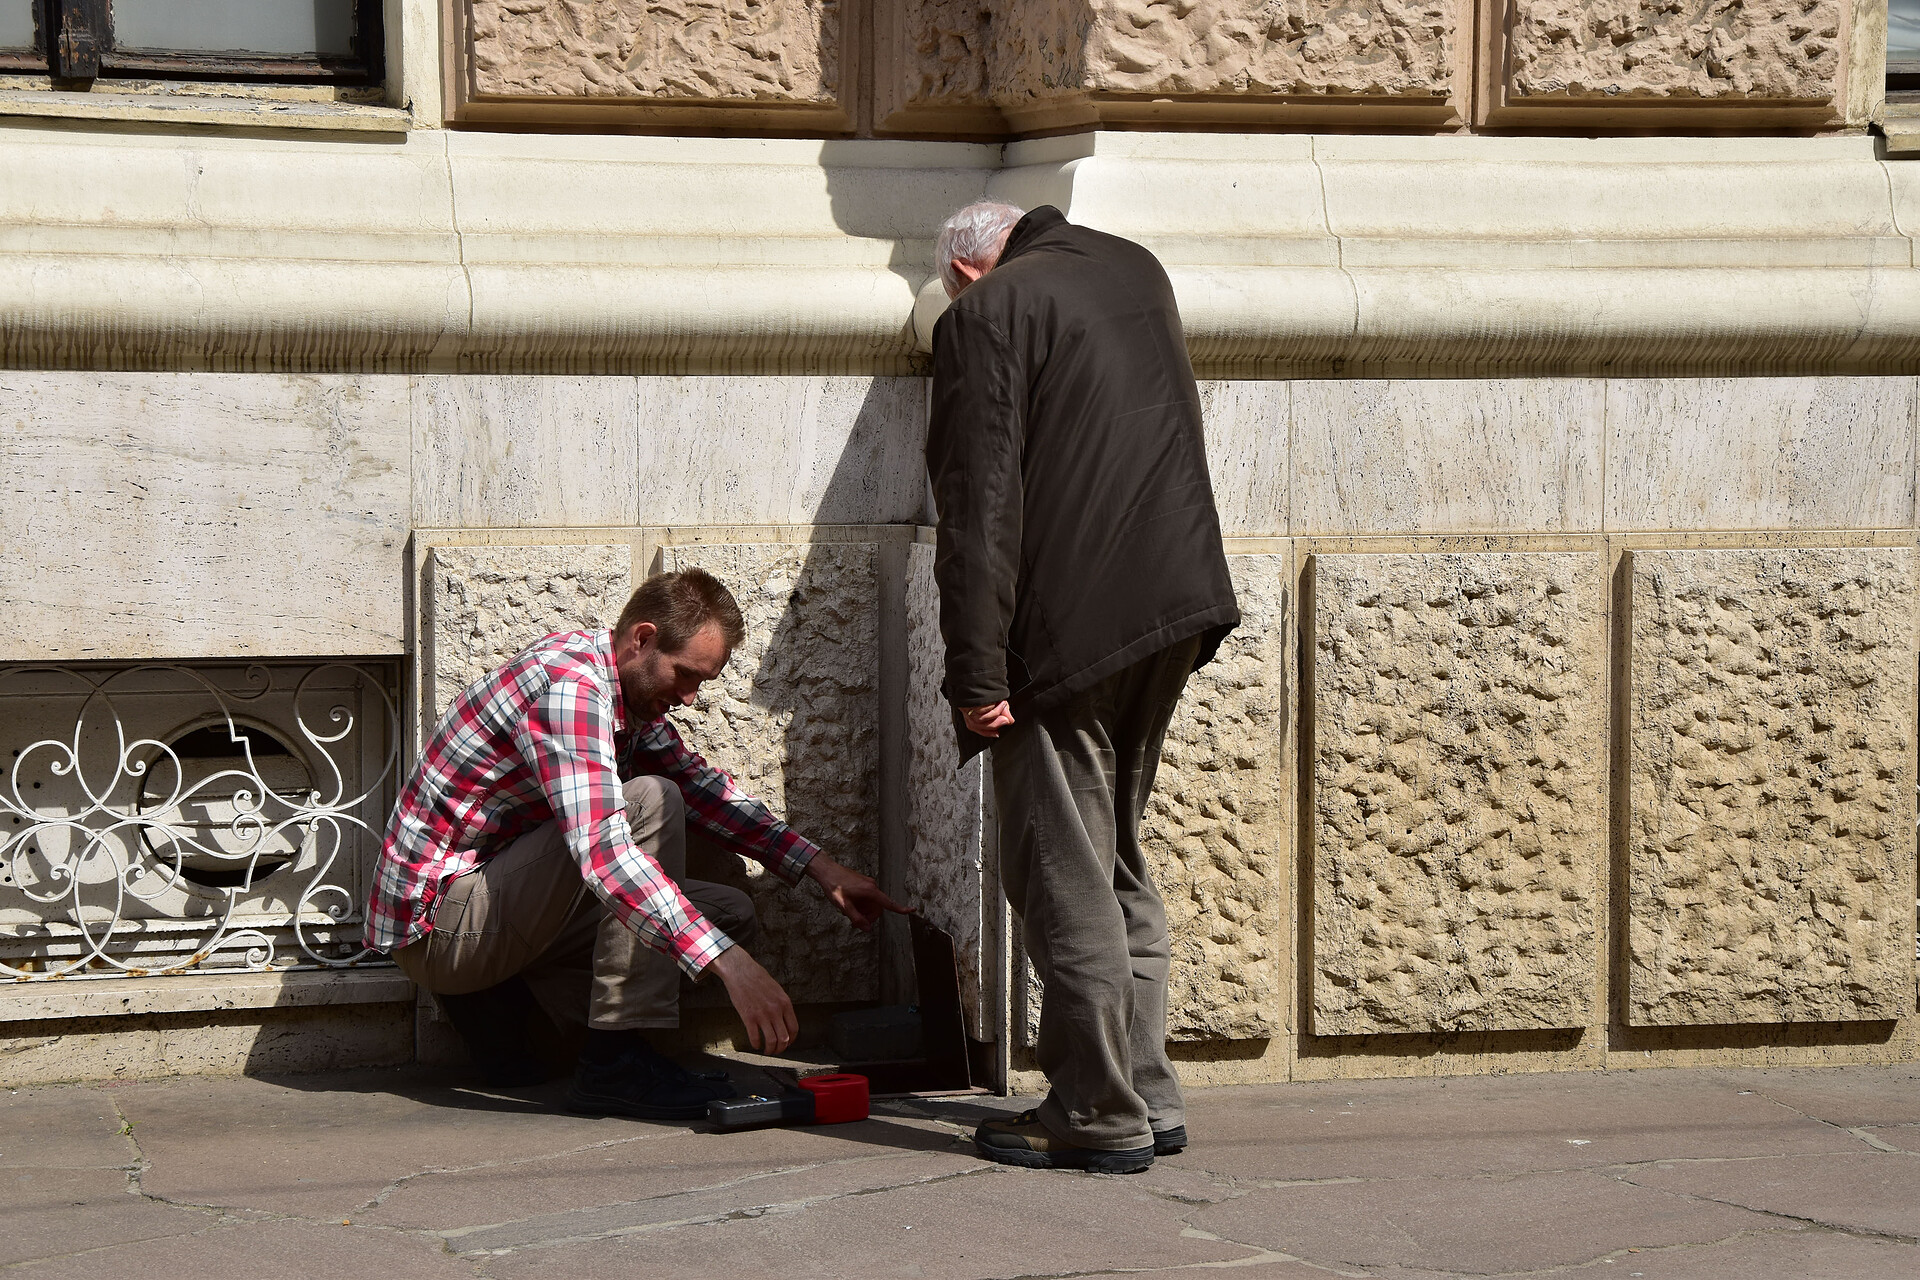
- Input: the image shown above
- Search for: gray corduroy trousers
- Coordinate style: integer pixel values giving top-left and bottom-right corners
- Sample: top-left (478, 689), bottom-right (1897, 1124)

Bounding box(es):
top-left (990, 636), bottom-right (1200, 1152)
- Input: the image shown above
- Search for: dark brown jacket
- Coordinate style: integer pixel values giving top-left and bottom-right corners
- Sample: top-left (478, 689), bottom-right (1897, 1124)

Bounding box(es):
top-left (927, 205), bottom-right (1239, 760)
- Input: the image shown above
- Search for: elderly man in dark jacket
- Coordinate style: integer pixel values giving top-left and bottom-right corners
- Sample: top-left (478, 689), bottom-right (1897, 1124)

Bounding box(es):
top-left (926, 200), bottom-right (1239, 1173)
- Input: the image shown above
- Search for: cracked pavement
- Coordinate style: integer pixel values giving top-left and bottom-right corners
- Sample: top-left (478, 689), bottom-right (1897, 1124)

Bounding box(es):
top-left (3, 1064), bottom-right (1916, 1278)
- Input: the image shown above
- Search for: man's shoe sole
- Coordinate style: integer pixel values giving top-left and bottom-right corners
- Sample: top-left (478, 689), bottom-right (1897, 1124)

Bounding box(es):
top-left (1152, 1125), bottom-right (1187, 1156)
top-left (972, 1135), bottom-right (1155, 1174)
top-left (565, 1088), bottom-right (709, 1121)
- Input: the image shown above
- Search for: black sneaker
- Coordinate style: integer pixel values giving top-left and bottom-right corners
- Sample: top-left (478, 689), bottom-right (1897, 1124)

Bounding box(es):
top-left (567, 1037), bottom-right (736, 1121)
top-left (1152, 1124), bottom-right (1187, 1156)
top-left (435, 978), bottom-right (548, 1088)
top-left (973, 1110), bottom-right (1155, 1174)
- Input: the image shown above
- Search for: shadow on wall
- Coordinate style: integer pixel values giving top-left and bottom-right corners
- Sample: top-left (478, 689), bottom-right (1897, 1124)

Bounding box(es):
top-left (817, 139), bottom-right (992, 356)
top-left (680, 377), bottom-right (932, 1009)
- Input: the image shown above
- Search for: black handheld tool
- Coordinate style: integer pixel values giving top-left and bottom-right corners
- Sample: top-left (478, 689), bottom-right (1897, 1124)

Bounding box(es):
top-left (707, 1090), bottom-right (815, 1130)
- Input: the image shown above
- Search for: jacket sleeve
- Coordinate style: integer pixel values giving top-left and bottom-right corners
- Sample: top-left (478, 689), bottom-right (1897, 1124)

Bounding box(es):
top-left (926, 307), bottom-right (1026, 709)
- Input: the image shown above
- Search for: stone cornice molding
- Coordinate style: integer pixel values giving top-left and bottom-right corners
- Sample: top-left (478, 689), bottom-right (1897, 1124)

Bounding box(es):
top-left (3, 126), bottom-right (1919, 377)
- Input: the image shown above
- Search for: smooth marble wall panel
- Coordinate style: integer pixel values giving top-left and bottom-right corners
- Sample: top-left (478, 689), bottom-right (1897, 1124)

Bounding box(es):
top-left (659, 541), bottom-right (881, 1005)
top-left (1292, 380), bottom-right (1604, 535)
top-left (1148, 554), bottom-right (1290, 1041)
top-left (1200, 382), bottom-right (1289, 538)
top-left (1605, 378), bottom-right (1917, 532)
top-left (904, 542), bottom-right (990, 1036)
top-left (412, 377), bottom-right (640, 529)
top-left (0, 374), bottom-right (409, 661)
top-left (636, 378), bottom-right (929, 526)
top-left (413, 376), bottom-right (929, 530)
top-left (424, 545), bottom-right (631, 719)
top-left (1628, 548), bottom-right (1917, 1026)
top-left (1312, 552), bottom-right (1605, 1035)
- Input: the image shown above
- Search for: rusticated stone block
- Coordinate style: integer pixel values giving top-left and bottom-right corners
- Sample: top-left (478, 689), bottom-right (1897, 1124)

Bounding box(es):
top-left (1078, 0), bottom-right (1456, 97)
top-left (426, 545), bottom-right (632, 718)
top-left (659, 542), bottom-right (880, 1005)
top-left (1507, 0), bottom-right (1845, 101)
top-left (904, 544), bottom-right (991, 1036)
top-left (880, 1), bottom-right (1461, 131)
top-left (897, 0), bottom-right (993, 109)
top-left (1147, 555), bottom-right (1290, 1042)
top-left (466, 0), bottom-right (839, 101)
top-left (1628, 548), bottom-right (1917, 1026)
top-left (1312, 553), bottom-right (1604, 1035)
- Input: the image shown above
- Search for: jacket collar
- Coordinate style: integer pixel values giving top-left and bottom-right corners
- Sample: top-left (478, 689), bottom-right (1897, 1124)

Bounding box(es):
top-left (998, 204), bottom-right (1068, 268)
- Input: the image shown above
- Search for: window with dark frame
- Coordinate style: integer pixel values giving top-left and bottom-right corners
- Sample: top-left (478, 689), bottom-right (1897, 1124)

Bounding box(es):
top-left (0, 0), bottom-right (382, 86)
top-left (1894, 0), bottom-right (1920, 98)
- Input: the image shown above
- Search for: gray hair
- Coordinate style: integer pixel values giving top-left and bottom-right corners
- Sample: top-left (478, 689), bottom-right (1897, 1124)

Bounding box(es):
top-left (936, 201), bottom-right (1027, 297)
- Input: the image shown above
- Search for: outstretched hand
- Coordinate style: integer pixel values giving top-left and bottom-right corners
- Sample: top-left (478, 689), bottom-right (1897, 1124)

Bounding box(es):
top-left (807, 854), bottom-right (914, 932)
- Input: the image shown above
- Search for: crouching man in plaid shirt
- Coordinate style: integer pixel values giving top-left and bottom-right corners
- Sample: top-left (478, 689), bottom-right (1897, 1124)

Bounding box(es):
top-left (368, 567), bottom-right (909, 1119)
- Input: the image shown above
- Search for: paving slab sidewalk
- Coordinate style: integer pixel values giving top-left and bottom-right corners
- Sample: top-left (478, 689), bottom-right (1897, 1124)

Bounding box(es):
top-left (3, 1063), bottom-right (1916, 1279)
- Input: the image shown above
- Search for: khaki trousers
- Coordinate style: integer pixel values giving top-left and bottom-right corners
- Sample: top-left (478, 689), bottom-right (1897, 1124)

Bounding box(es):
top-left (990, 637), bottom-right (1200, 1152)
top-left (394, 775), bottom-right (756, 1030)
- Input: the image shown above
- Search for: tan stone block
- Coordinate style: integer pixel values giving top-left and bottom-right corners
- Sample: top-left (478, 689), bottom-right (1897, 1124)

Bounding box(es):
top-left (1150, 554), bottom-right (1291, 1041)
top-left (1202, 382), bottom-right (1289, 539)
top-left (1627, 547), bottom-right (1917, 1026)
top-left (1312, 552), bottom-right (1605, 1035)
top-left (873, 0), bottom-right (1000, 134)
top-left (1483, 1), bottom-right (1855, 127)
top-left (0, 373), bottom-right (409, 662)
top-left (0, 1005), bottom-right (412, 1087)
top-left (881, 1), bottom-right (1466, 134)
top-left (658, 542), bottom-right (880, 1004)
top-left (1604, 378), bottom-right (1917, 533)
top-left (412, 376), bottom-right (641, 529)
top-left (633, 377), bottom-right (929, 526)
top-left (904, 543), bottom-right (991, 1036)
top-left (1292, 380), bottom-right (1604, 535)
top-left (451, 1), bottom-right (852, 130)
top-left (426, 545), bottom-right (632, 719)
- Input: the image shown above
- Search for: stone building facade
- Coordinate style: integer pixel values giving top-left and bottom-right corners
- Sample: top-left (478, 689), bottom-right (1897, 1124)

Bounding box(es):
top-left (1, 2), bottom-right (1917, 1092)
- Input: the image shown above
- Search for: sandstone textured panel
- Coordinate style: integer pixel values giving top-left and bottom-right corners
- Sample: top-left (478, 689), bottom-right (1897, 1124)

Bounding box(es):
top-left (1148, 555), bottom-right (1290, 1041)
top-left (426, 545), bottom-right (631, 718)
top-left (1313, 553), bottom-right (1604, 1035)
top-left (0, 373), bottom-right (409, 662)
top-left (1628, 548), bottom-right (1917, 1026)
top-left (412, 376), bottom-right (639, 529)
top-left (994, 1), bottom-right (1456, 105)
top-left (467, 0), bottom-right (839, 102)
top-left (1292, 379), bottom-right (1604, 535)
top-left (634, 378), bottom-right (928, 526)
top-left (897, 0), bottom-right (992, 108)
top-left (659, 542), bottom-right (879, 1004)
top-left (1604, 378), bottom-right (1916, 533)
top-left (1509, 1), bottom-right (1845, 100)
top-left (904, 544), bottom-right (989, 1035)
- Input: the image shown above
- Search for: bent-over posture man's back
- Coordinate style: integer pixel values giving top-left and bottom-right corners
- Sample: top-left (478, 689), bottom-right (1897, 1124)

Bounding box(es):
top-left (927, 202), bottom-right (1239, 1172)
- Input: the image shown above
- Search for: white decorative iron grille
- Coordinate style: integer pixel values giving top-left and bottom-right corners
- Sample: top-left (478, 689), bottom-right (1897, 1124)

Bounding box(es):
top-left (1, 661), bottom-right (400, 980)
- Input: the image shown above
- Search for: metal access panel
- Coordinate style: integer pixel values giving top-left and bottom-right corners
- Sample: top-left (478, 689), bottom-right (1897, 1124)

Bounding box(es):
top-left (0, 661), bottom-right (401, 980)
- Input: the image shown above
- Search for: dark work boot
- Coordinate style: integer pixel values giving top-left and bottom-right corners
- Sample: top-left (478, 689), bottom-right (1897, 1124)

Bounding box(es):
top-left (566, 1029), bottom-right (736, 1121)
top-left (436, 976), bottom-right (548, 1088)
top-left (973, 1109), bottom-right (1155, 1174)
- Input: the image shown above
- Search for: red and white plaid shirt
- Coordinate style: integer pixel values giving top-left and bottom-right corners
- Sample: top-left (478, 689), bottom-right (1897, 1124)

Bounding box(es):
top-left (368, 629), bottom-right (819, 976)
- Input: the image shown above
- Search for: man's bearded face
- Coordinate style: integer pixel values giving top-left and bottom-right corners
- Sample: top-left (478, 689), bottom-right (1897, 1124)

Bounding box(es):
top-left (618, 621), bottom-right (730, 722)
